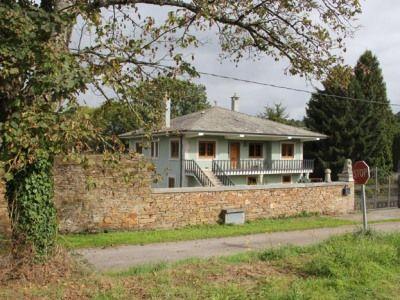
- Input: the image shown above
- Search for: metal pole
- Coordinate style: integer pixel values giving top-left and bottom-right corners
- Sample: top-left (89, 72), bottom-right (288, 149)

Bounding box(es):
top-left (388, 175), bottom-right (391, 207)
top-left (375, 166), bottom-right (378, 207)
top-left (361, 184), bottom-right (368, 232)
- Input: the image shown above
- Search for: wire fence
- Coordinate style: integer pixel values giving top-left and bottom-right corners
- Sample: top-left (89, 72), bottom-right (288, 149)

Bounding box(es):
top-left (354, 167), bottom-right (400, 210)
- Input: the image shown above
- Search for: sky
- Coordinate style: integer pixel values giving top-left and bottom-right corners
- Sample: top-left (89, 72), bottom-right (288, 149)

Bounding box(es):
top-left (79, 1), bottom-right (400, 120)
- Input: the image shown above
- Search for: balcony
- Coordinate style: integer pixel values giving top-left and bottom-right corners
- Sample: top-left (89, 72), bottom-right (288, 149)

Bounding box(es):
top-left (212, 159), bottom-right (314, 175)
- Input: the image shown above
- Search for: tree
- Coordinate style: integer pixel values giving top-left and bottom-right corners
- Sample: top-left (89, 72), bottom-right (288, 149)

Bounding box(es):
top-left (90, 78), bottom-right (210, 137)
top-left (91, 101), bottom-right (139, 136)
top-left (353, 51), bottom-right (395, 173)
top-left (392, 113), bottom-right (400, 171)
top-left (258, 103), bottom-right (304, 127)
top-left (305, 66), bottom-right (360, 178)
top-left (258, 103), bottom-right (289, 122)
top-left (305, 52), bottom-right (394, 178)
top-left (135, 77), bottom-right (210, 119)
top-left (0, 0), bottom-right (362, 260)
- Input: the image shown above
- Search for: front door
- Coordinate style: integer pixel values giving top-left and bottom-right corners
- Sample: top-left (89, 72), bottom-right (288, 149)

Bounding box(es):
top-left (230, 142), bottom-right (240, 169)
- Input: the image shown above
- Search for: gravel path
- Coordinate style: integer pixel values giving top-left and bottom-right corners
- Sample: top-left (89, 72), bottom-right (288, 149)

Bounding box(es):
top-left (76, 221), bottom-right (400, 271)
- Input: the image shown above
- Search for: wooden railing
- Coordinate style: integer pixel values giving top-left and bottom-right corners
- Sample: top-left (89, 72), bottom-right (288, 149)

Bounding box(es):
top-left (212, 161), bottom-right (235, 186)
top-left (184, 160), bottom-right (213, 187)
top-left (212, 159), bottom-right (314, 173)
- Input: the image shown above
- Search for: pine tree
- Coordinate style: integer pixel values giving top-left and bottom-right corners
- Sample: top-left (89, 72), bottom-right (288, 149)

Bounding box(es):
top-left (305, 51), bottom-right (395, 178)
top-left (353, 50), bottom-right (395, 173)
top-left (305, 65), bottom-right (359, 178)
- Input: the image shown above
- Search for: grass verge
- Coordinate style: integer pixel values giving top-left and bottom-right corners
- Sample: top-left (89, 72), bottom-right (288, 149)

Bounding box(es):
top-left (59, 215), bottom-right (355, 249)
top-left (2, 232), bottom-right (400, 299)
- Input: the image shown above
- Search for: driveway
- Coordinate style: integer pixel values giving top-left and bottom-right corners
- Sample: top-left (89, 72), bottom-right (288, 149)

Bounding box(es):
top-left (77, 221), bottom-right (400, 271)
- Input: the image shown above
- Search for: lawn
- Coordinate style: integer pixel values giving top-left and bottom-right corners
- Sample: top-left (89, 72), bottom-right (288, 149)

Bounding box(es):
top-left (1, 232), bottom-right (400, 299)
top-left (59, 215), bottom-right (356, 249)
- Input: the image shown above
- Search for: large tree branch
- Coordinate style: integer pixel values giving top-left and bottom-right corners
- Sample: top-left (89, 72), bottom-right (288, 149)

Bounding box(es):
top-left (58, 0), bottom-right (359, 78)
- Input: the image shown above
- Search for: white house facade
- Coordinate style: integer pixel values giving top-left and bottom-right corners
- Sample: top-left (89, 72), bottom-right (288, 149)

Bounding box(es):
top-left (120, 96), bottom-right (327, 188)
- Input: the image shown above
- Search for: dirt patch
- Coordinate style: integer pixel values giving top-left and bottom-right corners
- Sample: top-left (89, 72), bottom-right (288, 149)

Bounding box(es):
top-left (120, 260), bottom-right (291, 298)
top-left (0, 246), bottom-right (86, 285)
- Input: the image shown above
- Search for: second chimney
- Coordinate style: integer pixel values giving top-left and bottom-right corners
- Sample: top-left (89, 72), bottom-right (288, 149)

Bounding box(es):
top-left (231, 93), bottom-right (240, 112)
top-left (165, 95), bottom-right (171, 128)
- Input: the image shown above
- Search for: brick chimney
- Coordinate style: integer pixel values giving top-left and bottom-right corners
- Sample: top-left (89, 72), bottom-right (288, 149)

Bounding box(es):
top-left (231, 93), bottom-right (239, 112)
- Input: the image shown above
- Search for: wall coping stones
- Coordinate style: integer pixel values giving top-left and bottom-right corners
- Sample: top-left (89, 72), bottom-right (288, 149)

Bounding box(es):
top-left (152, 181), bottom-right (349, 194)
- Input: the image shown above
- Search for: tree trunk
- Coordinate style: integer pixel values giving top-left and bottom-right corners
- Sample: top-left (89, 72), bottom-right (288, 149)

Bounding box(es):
top-left (6, 157), bottom-right (57, 260)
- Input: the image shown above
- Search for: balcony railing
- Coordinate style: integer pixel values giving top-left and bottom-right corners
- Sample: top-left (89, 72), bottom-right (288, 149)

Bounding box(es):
top-left (212, 161), bottom-right (235, 186)
top-left (212, 159), bottom-right (314, 175)
top-left (184, 160), bottom-right (213, 187)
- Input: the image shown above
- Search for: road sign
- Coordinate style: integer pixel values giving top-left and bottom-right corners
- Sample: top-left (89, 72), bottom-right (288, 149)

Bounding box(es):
top-left (353, 161), bottom-right (370, 185)
top-left (353, 160), bottom-right (370, 232)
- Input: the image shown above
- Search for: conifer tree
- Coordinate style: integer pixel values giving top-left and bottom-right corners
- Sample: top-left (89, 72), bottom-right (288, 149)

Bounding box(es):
top-left (305, 66), bottom-right (358, 178)
top-left (305, 51), bottom-right (395, 178)
top-left (353, 50), bottom-right (394, 173)
top-left (392, 112), bottom-right (400, 171)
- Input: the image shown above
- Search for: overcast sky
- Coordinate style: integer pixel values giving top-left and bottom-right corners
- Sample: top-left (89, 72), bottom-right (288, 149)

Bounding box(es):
top-left (80, 1), bottom-right (400, 119)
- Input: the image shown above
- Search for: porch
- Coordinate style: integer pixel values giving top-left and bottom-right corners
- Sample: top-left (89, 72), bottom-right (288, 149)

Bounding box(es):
top-left (184, 159), bottom-right (314, 187)
top-left (212, 159), bottom-right (314, 175)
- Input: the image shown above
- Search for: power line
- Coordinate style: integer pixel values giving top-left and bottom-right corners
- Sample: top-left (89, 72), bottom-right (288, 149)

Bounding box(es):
top-left (197, 71), bottom-right (400, 108)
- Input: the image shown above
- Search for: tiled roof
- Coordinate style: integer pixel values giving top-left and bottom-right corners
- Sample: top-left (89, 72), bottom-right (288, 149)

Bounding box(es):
top-left (119, 106), bottom-right (327, 139)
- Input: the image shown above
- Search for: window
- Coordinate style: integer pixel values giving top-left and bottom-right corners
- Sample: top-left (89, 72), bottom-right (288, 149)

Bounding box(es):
top-left (281, 143), bottom-right (294, 159)
top-left (249, 143), bottom-right (263, 158)
top-left (247, 177), bottom-right (258, 185)
top-left (282, 175), bottom-right (292, 184)
top-left (135, 142), bottom-right (143, 154)
top-left (151, 141), bottom-right (159, 158)
top-left (170, 140), bottom-right (180, 159)
top-left (168, 177), bottom-right (175, 188)
top-left (199, 141), bottom-right (216, 158)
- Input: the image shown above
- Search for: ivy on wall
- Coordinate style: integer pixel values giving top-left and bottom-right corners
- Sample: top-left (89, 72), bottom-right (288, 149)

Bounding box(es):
top-left (6, 157), bottom-right (57, 259)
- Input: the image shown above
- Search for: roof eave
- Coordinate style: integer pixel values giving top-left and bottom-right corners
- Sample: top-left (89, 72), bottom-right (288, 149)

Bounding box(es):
top-left (119, 129), bottom-right (327, 140)
top-left (183, 130), bottom-right (327, 139)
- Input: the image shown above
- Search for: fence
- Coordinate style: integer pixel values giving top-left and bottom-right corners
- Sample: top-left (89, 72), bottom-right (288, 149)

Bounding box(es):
top-left (354, 167), bottom-right (400, 210)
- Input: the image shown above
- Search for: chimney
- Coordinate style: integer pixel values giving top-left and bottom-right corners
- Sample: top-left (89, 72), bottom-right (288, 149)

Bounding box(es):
top-left (165, 95), bottom-right (171, 128)
top-left (231, 93), bottom-right (239, 112)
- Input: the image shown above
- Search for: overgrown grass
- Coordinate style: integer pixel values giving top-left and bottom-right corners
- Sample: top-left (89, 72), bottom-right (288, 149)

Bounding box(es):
top-left (110, 231), bottom-right (400, 299)
top-left (0, 234), bottom-right (10, 255)
top-left (3, 231), bottom-right (399, 299)
top-left (59, 215), bottom-right (356, 249)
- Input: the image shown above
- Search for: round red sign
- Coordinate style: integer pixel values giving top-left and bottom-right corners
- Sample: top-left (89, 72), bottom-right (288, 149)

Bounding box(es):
top-left (353, 161), bottom-right (370, 185)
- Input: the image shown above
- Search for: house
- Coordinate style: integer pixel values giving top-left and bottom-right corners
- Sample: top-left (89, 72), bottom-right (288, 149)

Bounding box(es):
top-left (119, 95), bottom-right (327, 188)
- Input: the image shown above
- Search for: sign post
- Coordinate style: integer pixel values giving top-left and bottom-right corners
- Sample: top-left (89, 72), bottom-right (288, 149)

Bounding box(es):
top-left (353, 161), bottom-right (370, 232)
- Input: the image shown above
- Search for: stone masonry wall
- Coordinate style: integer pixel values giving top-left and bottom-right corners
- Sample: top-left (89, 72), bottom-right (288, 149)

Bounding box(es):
top-left (0, 156), bottom-right (355, 234)
top-left (147, 184), bottom-right (354, 230)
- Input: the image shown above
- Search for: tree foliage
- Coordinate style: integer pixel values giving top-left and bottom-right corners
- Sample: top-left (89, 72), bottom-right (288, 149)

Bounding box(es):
top-left (90, 78), bottom-right (210, 137)
top-left (353, 51), bottom-right (395, 173)
top-left (0, 0), bottom-right (362, 259)
top-left (134, 77), bottom-right (210, 119)
top-left (305, 66), bottom-right (359, 178)
top-left (258, 103), bottom-right (304, 127)
top-left (0, 4), bottom-right (100, 259)
top-left (305, 52), bottom-right (395, 178)
top-left (392, 113), bottom-right (400, 171)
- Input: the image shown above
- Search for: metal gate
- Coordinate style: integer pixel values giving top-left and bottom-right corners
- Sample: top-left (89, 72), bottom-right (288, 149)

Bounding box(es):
top-left (355, 167), bottom-right (400, 210)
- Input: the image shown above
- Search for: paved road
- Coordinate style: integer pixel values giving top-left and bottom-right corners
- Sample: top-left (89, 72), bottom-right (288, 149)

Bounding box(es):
top-left (77, 221), bottom-right (400, 271)
top-left (337, 208), bottom-right (400, 222)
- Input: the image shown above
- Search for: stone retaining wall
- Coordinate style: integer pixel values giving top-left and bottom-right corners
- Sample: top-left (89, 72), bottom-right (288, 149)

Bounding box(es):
top-left (0, 157), bottom-right (355, 234)
top-left (147, 183), bottom-right (354, 230)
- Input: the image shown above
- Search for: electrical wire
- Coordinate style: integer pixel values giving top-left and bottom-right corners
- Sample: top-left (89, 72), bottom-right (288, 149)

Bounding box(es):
top-left (196, 71), bottom-right (400, 107)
